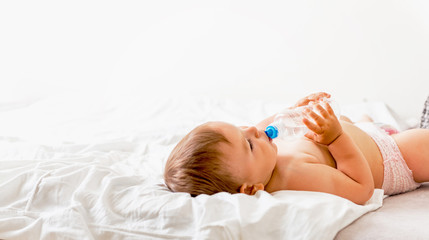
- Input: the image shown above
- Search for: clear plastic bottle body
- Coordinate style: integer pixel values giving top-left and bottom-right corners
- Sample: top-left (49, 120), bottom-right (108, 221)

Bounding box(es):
top-left (265, 98), bottom-right (340, 140)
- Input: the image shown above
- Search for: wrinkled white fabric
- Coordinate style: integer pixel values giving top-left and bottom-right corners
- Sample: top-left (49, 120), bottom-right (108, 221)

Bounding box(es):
top-left (0, 93), bottom-right (387, 239)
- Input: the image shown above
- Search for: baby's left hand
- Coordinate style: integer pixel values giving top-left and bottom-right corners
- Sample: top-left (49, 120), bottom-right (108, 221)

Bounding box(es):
top-left (293, 92), bottom-right (331, 108)
top-left (302, 101), bottom-right (342, 145)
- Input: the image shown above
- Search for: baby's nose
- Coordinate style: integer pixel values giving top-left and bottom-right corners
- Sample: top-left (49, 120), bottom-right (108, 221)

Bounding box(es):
top-left (247, 126), bottom-right (260, 137)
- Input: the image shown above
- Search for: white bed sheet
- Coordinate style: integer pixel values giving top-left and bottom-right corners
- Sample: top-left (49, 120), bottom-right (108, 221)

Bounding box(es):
top-left (0, 93), bottom-right (392, 239)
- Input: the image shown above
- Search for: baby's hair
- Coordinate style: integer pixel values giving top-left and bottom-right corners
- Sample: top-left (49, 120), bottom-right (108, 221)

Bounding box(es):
top-left (164, 123), bottom-right (240, 196)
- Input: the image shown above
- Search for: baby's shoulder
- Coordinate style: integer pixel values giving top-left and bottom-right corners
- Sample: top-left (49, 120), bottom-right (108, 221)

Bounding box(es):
top-left (267, 152), bottom-right (317, 192)
top-left (267, 153), bottom-right (323, 192)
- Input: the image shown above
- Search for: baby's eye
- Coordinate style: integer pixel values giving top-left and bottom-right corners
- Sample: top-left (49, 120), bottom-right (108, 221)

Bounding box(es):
top-left (247, 139), bottom-right (253, 151)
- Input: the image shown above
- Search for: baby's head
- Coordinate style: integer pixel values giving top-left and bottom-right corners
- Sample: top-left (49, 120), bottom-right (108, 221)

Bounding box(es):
top-left (164, 121), bottom-right (277, 196)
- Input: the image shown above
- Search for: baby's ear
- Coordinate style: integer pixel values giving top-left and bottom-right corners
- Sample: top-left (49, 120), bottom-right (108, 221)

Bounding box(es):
top-left (239, 183), bottom-right (264, 195)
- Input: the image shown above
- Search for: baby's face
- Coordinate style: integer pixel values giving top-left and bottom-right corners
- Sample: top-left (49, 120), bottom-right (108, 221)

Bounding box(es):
top-left (210, 122), bottom-right (278, 187)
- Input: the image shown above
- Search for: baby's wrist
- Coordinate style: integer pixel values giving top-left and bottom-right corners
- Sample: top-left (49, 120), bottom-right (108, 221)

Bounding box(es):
top-left (327, 131), bottom-right (343, 146)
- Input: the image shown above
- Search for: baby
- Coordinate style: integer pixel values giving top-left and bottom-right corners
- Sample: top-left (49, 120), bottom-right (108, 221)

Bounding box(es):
top-left (164, 92), bottom-right (429, 205)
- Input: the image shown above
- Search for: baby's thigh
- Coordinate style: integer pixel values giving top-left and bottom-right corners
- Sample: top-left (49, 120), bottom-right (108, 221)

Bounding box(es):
top-left (393, 129), bottom-right (429, 182)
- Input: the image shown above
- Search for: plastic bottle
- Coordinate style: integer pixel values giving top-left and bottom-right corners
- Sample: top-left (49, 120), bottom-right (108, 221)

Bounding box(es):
top-left (264, 98), bottom-right (340, 140)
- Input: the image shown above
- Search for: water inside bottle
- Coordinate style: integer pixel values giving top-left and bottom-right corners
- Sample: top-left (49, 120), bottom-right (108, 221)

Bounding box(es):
top-left (275, 111), bottom-right (308, 138)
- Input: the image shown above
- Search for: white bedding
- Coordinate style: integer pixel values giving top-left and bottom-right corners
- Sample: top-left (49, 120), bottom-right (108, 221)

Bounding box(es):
top-left (0, 93), bottom-right (393, 239)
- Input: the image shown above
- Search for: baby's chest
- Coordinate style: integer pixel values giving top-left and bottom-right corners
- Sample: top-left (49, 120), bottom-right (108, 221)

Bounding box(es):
top-left (275, 139), bottom-right (336, 167)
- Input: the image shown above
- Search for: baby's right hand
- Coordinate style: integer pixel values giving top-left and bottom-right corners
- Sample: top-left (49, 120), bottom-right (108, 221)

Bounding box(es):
top-left (293, 92), bottom-right (331, 108)
top-left (302, 101), bottom-right (342, 145)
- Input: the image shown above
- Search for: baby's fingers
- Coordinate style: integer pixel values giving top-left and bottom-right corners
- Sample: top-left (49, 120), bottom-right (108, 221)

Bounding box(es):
top-left (321, 100), bottom-right (335, 115)
top-left (302, 114), bottom-right (323, 134)
top-left (308, 92), bottom-right (331, 101)
top-left (294, 92), bottom-right (331, 108)
top-left (304, 108), bottom-right (325, 125)
top-left (314, 104), bottom-right (330, 118)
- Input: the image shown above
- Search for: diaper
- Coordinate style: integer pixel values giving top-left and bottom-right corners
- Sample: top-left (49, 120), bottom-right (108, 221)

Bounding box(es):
top-left (355, 122), bottom-right (421, 195)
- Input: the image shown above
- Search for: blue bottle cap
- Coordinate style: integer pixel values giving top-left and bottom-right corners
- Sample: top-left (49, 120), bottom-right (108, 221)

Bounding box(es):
top-left (265, 125), bottom-right (278, 139)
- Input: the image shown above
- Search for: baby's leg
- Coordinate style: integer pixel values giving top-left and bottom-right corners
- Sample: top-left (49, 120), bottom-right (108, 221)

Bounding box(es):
top-left (340, 114), bottom-right (374, 124)
top-left (392, 129), bottom-right (429, 183)
top-left (339, 115), bottom-right (353, 123)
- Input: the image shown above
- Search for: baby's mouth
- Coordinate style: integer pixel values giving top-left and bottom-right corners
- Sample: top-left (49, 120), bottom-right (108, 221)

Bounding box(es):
top-left (264, 130), bottom-right (273, 142)
top-left (266, 133), bottom-right (273, 143)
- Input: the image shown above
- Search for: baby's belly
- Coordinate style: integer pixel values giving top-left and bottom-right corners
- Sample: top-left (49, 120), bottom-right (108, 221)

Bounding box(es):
top-left (341, 121), bottom-right (385, 188)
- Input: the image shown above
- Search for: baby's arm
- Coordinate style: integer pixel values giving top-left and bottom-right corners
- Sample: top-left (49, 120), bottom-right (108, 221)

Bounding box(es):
top-left (298, 102), bottom-right (374, 204)
top-left (255, 92), bottom-right (331, 130)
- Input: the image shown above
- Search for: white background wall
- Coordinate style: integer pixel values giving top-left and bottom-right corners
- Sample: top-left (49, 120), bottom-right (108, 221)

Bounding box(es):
top-left (1, 1), bottom-right (428, 119)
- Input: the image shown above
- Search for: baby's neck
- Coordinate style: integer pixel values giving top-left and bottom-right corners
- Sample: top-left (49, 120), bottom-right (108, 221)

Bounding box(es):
top-left (264, 166), bottom-right (285, 193)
